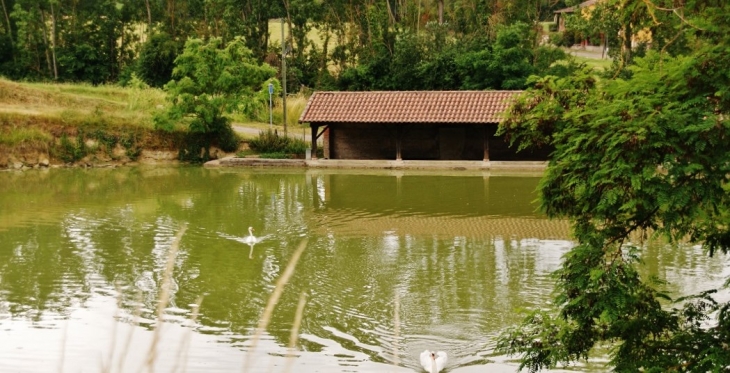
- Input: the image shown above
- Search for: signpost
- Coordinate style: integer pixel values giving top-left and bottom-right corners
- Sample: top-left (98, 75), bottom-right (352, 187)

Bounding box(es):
top-left (268, 82), bottom-right (274, 129)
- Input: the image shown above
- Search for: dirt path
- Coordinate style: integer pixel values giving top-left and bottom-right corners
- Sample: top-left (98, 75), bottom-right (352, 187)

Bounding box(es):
top-left (232, 123), bottom-right (311, 141)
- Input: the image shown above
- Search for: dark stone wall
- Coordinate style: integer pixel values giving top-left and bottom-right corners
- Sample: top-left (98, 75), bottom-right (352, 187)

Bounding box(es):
top-left (323, 123), bottom-right (551, 161)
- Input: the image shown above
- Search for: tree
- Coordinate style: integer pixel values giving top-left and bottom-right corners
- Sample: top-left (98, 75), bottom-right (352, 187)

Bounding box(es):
top-left (155, 37), bottom-right (276, 158)
top-left (136, 32), bottom-right (179, 88)
top-left (494, 1), bottom-right (730, 368)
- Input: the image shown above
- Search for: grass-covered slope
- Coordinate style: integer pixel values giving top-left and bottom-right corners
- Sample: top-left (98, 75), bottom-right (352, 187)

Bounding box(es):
top-left (0, 79), bottom-right (187, 167)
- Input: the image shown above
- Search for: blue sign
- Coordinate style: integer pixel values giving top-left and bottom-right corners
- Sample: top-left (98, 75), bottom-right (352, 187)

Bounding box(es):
top-left (268, 83), bottom-right (274, 95)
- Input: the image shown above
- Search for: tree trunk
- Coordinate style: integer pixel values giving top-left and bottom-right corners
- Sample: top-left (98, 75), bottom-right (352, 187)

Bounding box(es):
top-left (438, 0), bottom-right (443, 25)
top-left (0, 0), bottom-right (11, 37)
top-left (50, 1), bottom-right (58, 80)
top-left (386, 0), bottom-right (395, 24)
top-left (39, 9), bottom-right (53, 77)
top-left (167, 0), bottom-right (176, 38)
top-left (282, 0), bottom-right (294, 50)
top-left (622, 22), bottom-right (632, 65)
top-left (144, 0), bottom-right (152, 38)
top-left (1, 0), bottom-right (14, 62)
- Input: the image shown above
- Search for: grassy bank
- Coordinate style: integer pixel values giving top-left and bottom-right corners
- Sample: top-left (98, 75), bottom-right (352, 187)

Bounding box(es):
top-left (0, 78), bottom-right (311, 168)
top-left (0, 78), bottom-right (174, 165)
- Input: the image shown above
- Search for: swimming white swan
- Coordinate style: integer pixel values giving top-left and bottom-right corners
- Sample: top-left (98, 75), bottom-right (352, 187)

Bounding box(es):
top-left (243, 226), bottom-right (257, 245)
top-left (218, 227), bottom-right (269, 258)
top-left (420, 350), bottom-right (447, 373)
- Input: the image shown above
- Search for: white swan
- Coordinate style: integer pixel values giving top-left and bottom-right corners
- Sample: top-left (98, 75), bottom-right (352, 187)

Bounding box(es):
top-left (420, 350), bottom-right (447, 373)
top-left (243, 226), bottom-right (257, 245)
top-left (218, 227), bottom-right (268, 258)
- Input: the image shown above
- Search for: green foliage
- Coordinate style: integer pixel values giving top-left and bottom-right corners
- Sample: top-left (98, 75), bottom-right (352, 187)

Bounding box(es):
top-left (0, 126), bottom-right (52, 146)
top-left (259, 152), bottom-right (291, 159)
top-left (249, 129), bottom-right (307, 155)
top-left (155, 37), bottom-right (274, 155)
top-left (235, 148), bottom-right (257, 158)
top-left (56, 133), bottom-right (87, 163)
top-left (120, 133), bottom-right (142, 160)
top-left (89, 128), bottom-right (118, 157)
top-left (53, 127), bottom-right (144, 162)
top-left (240, 78), bottom-right (281, 123)
top-left (496, 44), bottom-right (730, 371)
top-left (1, 0), bottom-right (565, 87)
top-left (136, 33), bottom-right (180, 88)
top-left (487, 22), bottom-right (537, 89)
top-left (338, 23), bottom-right (566, 91)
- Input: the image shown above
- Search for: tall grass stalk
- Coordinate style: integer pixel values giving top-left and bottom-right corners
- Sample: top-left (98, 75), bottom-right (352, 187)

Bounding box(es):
top-left (393, 291), bottom-right (401, 366)
top-left (283, 292), bottom-right (308, 373)
top-left (146, 224), bottom-right (188, 372)
top-left (116, 291), bottom-right (144, 373)
top-left (172, 295), bottom-right (204, 373)
top-left (243, 239), bottom-right (308, 373)
top-left (101, 283), bottom-right (124, 373)
top-left (58, 319), bottom-right (68, 373)
top-left (248, 94), bottom-right (309, 129)
top-left (282, 94), bottom-right (308, 129)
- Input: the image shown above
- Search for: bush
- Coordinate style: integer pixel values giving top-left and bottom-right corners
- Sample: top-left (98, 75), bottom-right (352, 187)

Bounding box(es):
top-left (215, 123), bottom-right (240, 153)
top-left (249, 129), bottom-right (308, 155)
top-left (563, 29), bottom-right (580, 47)
top-left (548, 32), bottom-right (565, 47)
top-left (56, 133), bottom-right (87, 163)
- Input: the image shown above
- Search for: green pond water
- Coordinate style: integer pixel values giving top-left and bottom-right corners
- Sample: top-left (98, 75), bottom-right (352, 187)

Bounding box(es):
top-left (0, 166), bottom-right (727, 373)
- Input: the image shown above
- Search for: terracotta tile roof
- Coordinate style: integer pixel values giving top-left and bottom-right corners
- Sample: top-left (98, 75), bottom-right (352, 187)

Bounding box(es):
top-left (298, 90), bottom-right (522, 124)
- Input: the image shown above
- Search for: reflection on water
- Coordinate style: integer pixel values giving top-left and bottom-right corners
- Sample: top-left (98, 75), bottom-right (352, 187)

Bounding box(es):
top-left (0, 167), bottom-right (727, 372)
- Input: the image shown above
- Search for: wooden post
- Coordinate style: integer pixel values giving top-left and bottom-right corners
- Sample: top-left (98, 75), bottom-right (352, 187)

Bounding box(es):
top-left (311, 124), bottom-right (319, 160)
top-left (483, 125), bottom-right (490, 162)
top-left (396, 126), bottom-right (403, 161)
top-left (281, 18), bottom-right (288, 135)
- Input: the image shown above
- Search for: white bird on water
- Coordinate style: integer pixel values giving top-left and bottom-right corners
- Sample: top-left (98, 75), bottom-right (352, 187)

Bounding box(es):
top-left (243, 226), bottom-right (257, 245)
top-left (219, 227), bottom-right (268, 258)
top-left (420, 350), bottom-right (447, 373)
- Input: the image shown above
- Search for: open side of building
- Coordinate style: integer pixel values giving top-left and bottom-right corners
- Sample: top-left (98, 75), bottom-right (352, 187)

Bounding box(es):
top-left (298, 90), bottom-right (550, 162)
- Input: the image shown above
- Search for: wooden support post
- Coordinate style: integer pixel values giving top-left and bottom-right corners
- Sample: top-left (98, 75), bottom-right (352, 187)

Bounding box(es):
top-left (483, 125), bottom-right (490, 162)
top-left (396, 126), bottom-right (403, 161)
top-left (311, 124), bottom-right (319, 160)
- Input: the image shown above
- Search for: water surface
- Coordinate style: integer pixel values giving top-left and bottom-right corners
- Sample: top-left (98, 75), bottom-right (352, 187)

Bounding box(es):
top-left (0, 167), bottom-right (727, 372)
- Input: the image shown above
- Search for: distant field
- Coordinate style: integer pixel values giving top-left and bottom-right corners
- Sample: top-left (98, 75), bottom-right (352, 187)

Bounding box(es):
top-left (268, 19), bottom-right (334, 50)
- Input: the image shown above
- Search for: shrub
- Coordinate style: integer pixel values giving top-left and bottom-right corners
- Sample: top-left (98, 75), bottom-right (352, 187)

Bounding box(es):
top-left (548, 32), bottom-right (565, 47)
top-left (56, 133), bottom-right (87, 163)
top-left (120, 133), bottom-right (142, 160)
top-left (215, 122), bottom-right (240, 153)
top-left (249, 129), bottom-right (308, 155)
top-left (249, 129), bottom-right (288, 153)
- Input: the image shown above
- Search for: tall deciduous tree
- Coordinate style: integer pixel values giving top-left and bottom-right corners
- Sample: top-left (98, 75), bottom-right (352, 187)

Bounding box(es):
top-left (155, 37), bottom-right (276, 156)
top-left (495, 1), bottom-right (730, 371)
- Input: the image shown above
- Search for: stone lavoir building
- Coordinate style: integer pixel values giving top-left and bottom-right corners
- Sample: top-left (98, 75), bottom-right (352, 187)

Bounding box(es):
top-left (298, 90), bottom-right (550, 161)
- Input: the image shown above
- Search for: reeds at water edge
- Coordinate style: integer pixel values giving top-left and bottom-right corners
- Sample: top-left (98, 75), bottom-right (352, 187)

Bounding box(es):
top-left (243, 238), bottom-right (309, 373)
top-left (55, 229), bottom-right (322, 373)
top-left (283, 292), bottom-right (308, 373)
top-left (145, 224), bottom-right (188, 372)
